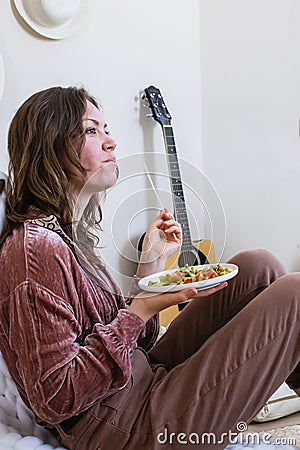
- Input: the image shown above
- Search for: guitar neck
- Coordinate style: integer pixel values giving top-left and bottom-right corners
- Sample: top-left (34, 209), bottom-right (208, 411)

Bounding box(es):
top-left (162, 125), bottom-right (193, 250)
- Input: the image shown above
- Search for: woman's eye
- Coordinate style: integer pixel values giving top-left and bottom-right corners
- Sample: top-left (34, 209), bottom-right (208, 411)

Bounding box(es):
top-left (105, 128), bottom-right (111, 136)
top-left (85, 127), bottom-right (97, 135)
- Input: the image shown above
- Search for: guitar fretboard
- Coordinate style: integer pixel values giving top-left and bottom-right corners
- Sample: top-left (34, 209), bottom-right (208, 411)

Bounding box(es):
top-left (162, 126), bottom-right (193, 251)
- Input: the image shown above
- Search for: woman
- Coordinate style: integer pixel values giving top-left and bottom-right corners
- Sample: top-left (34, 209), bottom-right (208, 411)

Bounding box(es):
top-left (0, 86), bottom-right (299, 450)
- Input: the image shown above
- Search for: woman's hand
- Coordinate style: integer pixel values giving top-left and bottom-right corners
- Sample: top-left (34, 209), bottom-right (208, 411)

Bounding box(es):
top-left (128, 282), bottom-right (228, 323)
top-left (136, 208), bottom-right (182, 278)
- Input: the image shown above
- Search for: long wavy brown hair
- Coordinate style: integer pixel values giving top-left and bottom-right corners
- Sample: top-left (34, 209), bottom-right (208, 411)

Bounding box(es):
top-left (0, 86), bottom-right (104, 267)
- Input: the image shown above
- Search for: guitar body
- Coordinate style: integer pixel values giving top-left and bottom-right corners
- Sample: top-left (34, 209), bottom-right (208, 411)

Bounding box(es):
top-left (142, 85), bottom-right (216, 326)
top-left (165, 239), bottom-right (215, 270)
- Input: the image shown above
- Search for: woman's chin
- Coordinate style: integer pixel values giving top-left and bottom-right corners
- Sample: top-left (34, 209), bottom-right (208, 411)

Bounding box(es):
top-left (81, 166), bottom-right (119, 194)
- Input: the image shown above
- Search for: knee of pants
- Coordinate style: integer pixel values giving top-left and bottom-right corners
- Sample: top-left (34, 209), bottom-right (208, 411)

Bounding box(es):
top-left (229, 248), bottom-right (287, 282)
top-left (272, 272), bottom-right (300, 302)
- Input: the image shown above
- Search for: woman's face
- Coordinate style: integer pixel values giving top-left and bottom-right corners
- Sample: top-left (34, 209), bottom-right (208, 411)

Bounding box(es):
top-left (76, 100), bottom-right (118, 194)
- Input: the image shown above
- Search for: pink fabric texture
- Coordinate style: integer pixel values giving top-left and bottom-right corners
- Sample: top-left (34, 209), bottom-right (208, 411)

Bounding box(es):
top-left (0, 216), bottom-right (159, 426)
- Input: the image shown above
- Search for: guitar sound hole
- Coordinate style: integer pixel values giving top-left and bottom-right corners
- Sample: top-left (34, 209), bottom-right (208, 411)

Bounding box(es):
top-left (178, 250), bottom-right (207, 268)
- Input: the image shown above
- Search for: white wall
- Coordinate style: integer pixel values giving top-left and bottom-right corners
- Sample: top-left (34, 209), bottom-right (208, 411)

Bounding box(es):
top-left (0, 0), bottom-right (203, 292)
top-left (199, 0), bottom-right (300, 272)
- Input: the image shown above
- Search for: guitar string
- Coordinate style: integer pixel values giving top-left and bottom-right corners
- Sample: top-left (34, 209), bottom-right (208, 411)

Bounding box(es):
top-left (162, 126), bottom-right (199, 267)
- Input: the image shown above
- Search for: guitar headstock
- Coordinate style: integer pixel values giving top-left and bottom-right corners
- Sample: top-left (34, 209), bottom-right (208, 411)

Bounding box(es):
top-left (143, 85), bottom-right (172, 126)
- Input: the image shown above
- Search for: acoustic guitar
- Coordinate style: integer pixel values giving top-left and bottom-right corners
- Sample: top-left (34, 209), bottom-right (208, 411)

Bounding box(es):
top-left (142, 85), bottom-right (215, 269)
top-left (141, 86), bottom-right (215, 324)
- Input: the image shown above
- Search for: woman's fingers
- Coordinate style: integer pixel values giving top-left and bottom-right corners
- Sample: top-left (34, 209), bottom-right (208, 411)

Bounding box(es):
top-left (159, 217), bottom-right (181, 236)
top-left (193, 282), bottom-right (228, 297)
top-left (164, 224), bottom-right (181, 234)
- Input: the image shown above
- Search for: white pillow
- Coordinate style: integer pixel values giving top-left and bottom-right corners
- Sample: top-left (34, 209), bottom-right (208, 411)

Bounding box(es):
top-left (0, 352), bottom-right (66, 449)
top-left (253, 383), bottom-right (300, 422)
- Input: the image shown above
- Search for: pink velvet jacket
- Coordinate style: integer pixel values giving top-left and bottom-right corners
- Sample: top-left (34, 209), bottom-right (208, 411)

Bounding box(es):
top-left (0, 216), bottom-right (159, 425)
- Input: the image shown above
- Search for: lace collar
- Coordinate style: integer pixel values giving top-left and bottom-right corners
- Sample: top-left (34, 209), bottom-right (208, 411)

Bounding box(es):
top-left (30, 215), bottom-right (63, 234)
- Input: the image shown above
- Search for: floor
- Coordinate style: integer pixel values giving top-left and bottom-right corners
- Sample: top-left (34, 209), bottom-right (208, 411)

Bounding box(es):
top-left (248, 413), bottom-right (300, 448)
top-left (249, 412), bottom-right (300, 432)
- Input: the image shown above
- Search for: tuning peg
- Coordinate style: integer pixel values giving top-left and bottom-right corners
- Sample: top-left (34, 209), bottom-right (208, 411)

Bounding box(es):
top-left (146, 113), bottom-right (153, 117)
top-left (143, 104), bottom-right (150, 108)
top-left (140, 93), bottom-right (146, 100)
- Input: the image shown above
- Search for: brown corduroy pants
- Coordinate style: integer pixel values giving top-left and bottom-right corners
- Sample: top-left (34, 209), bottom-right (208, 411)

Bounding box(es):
top-left (55, 249), bottom-right (300, 450)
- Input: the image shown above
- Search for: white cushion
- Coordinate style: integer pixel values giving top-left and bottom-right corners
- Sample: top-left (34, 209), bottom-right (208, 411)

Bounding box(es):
top-left (253, 382), bottom-right (300, 422)
top-left (0, 352), bottom-right (66, 449)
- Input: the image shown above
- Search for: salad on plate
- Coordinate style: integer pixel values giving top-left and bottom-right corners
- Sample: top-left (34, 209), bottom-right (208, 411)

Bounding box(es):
top-left (138, 263), bottom-right (239, 293)
top-left (148, 264), bottom-right (231, 287)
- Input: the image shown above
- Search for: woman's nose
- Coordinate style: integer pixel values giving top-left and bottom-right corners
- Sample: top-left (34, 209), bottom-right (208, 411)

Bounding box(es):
top-left (103, 136), bottom-right (117, 152)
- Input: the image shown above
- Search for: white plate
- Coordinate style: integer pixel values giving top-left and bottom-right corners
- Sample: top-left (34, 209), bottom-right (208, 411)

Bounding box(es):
top-left (138, 263), bottom-right (239, 293)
